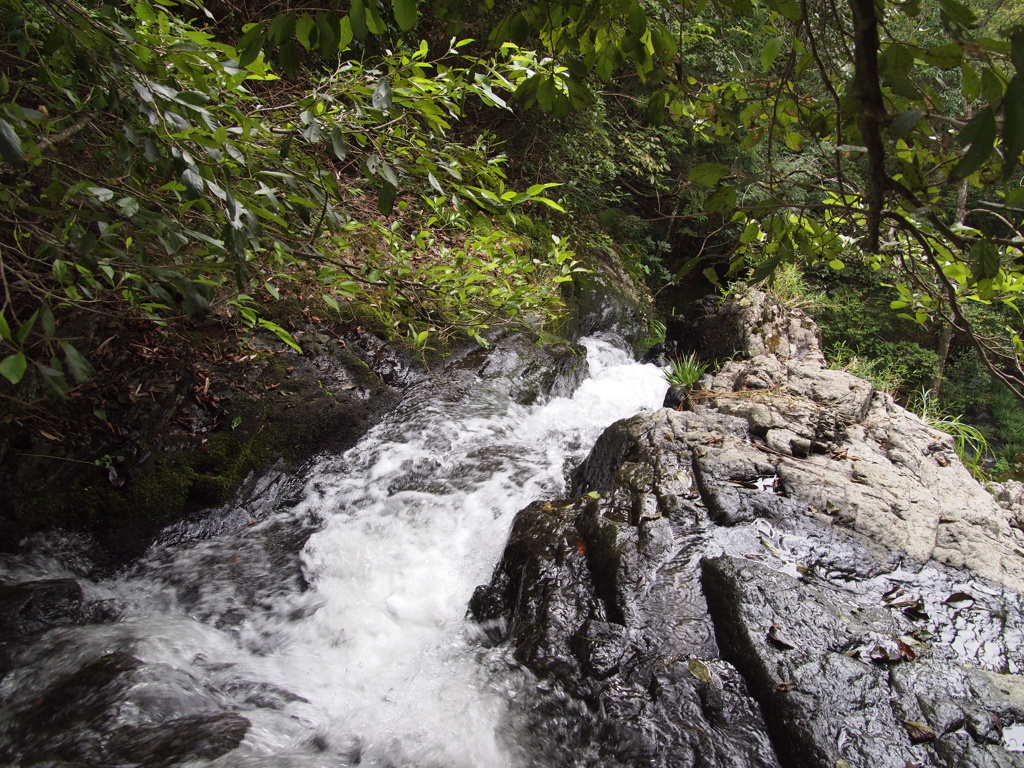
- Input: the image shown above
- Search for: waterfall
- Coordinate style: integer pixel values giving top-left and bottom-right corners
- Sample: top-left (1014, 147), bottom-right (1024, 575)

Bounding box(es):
top-left (0, 337), bottom-right (668, 768)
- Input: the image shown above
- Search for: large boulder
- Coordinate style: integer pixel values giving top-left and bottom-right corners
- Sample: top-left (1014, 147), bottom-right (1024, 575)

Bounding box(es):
top-left (472, 289), bottom-right (1024, 767)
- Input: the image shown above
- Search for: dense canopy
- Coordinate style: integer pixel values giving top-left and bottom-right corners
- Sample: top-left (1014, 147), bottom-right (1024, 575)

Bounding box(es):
top-left (0, 0), bottom-right (1022, 463)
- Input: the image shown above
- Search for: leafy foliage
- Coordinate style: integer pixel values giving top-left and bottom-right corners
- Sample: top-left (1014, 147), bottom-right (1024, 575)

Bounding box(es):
top-left (0, 0), bottom-right (577, 396)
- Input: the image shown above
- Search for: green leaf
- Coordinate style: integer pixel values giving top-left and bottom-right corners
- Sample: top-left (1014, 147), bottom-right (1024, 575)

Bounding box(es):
top-left (705, 185), bottom-right (737, 213)
top-left (689, 163), bottom-right (730, 187)
top-left (627, 1), bottom-right (647, 35)
top-left (60, 341), bottom-right (93, 383)
top-left (949, 107), bottom-right (996, 182)
top-left (1003, 76), bottom-right (1024, 180)
top-left (761, 37), bottom-right (783, 72)
top-left (922, 42), bottom-right (962, 69)
top-left (258, 319), bottom-right (303, 353)
top-left (750, 252), bottom-right (783, 282)
top-left (338, 15), bottom-right (354, 50)
top-left (378, 181), bottom-right (398, 215)
top-left (349, 0), bottom-right (368, 39)
top-left (970, 239), bottom-right (1000, 281)
top-left (180, 166), bottom-right (205, 198)
top-left (135, 1), bottom-right (156, 22)
top-left (295, 13), bottom-right (315, 49)
top-left (41, 304), bottom-right (55, 337)
top-left (536, 76), bottom-right (555, 112)
top-left (365, 0), bottom-right (387, 34)
top-left (279, 40), bottom-right (300, 78)
top-left (330, 126), bottom-right (347, 161)
top-left (1012, 29), bottom-right (1024, 73)
top-left (532, 196), bottom-right (567, 212)
top-left (828, 258), bottom-right (845, 270)
top-left (268, 12), bottom-right (297, 45)
top-left (888, 109), bottom-right (923, 137)
top-left (647, 91), bottom-right (666, 126)
top-left (16, 310), bottom-right (38, 346)
top-left (315, 12), bottom-right (339, 58)
top-left (392, 0), bottom-right (417, 31)
top-left (237, 26), bottom-right (266, 68)
top-left (770, 0), bottom-right (802, 22)
top-left (0, 353), bottom-right (27, 385)
top-left (0, 117), bottom-right (24, 165)
top-left (938, 0), bottom-right (977, 28)
top-left (784, 131), bottom-right (803, 151)
top-left (981, 67), bottom-right (1005, 104)
top-left (372, 76), bottom-right (393, 111)
top-left (961, 63), bottom-right (980, 103)
top-left (0, 312), bottom-right (10, 342)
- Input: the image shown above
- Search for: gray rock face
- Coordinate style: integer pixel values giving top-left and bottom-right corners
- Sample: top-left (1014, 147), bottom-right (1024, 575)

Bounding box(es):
top-left (472, 290), bottom-right (1024, 767)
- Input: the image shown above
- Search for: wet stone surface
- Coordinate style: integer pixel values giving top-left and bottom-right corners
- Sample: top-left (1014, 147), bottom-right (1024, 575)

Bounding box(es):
top-left (472, 291), bottom-right (1024, 767)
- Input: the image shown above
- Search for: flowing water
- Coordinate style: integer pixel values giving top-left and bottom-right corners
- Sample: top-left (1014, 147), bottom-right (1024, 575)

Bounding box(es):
top-left (0, 337), bottom-right (669, 768)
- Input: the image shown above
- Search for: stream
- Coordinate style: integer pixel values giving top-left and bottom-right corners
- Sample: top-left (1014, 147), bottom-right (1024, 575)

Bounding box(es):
top-left (0, 336), bottom-right (669, 768)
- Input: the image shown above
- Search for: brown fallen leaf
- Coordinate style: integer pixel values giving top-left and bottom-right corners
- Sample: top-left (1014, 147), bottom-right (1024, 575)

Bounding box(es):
top-left (943, 591), bottom-right (975, 609)
top-left (902, 720), bottom-right (937, 743)
top-left (767, 624), bottom-right (796, 650)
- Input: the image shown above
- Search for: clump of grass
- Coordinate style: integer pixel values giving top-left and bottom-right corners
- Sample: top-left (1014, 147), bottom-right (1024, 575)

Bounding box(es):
top-left (911, 387), bottom-right (990, 480)
top-left (664, 352), bottom-right (708, 387)
top-left (827, 341), bottom-right (910, 397)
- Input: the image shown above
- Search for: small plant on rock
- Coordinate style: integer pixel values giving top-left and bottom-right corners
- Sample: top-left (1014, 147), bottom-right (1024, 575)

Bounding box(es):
top-left (663, 353), bottom-right (708, 388)
top-left (911, 388), bottom-right (990, 480)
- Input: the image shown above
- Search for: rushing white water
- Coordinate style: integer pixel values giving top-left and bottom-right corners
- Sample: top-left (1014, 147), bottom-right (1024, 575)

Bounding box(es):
top-left (0, 337), bottom-right (668, 768)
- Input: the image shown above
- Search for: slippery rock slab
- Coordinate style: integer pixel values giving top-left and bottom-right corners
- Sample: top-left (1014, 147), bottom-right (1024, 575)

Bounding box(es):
top-left (471, 492), bottom-right (782, 768)
top-left (703, 556), bottom-right (1024, 768)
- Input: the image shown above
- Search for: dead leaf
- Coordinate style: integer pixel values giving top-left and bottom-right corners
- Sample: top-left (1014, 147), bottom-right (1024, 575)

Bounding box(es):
top-left (39, 430), bottom-right (64, 442)
top-left (767, 624), bottom-right (796, 650)
top-left (575, 540), bottom-right (586, 557)
top-left (897, 638), bottom-right (917, 661)
top-left (943, 592), bottom-right (975, 608)
top-left (687, 658), bottom-right (713, 684)
top-left (902, 720), bottom-right (937, 743)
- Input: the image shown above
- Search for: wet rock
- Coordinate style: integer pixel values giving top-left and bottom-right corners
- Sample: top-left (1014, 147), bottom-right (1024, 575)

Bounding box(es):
top-left (476, 289), bottom-right (1024, 767)
top-left (1, 651), bottom-right (249, 766)
top-left (570, 271), bottom-right (647, 346)
top-left (0, 579), bottom-right (86, 642)
top-left (473, 469), bottom-right (781, 766)
top-left (450, 333), bottom-right (588, 405)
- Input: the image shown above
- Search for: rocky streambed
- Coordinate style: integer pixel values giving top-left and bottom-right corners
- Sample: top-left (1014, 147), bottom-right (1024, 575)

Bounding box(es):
top-left (4, 289), bottom-right (1024, 767)
top-left (471, 291), bottom-right (1024, 767)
